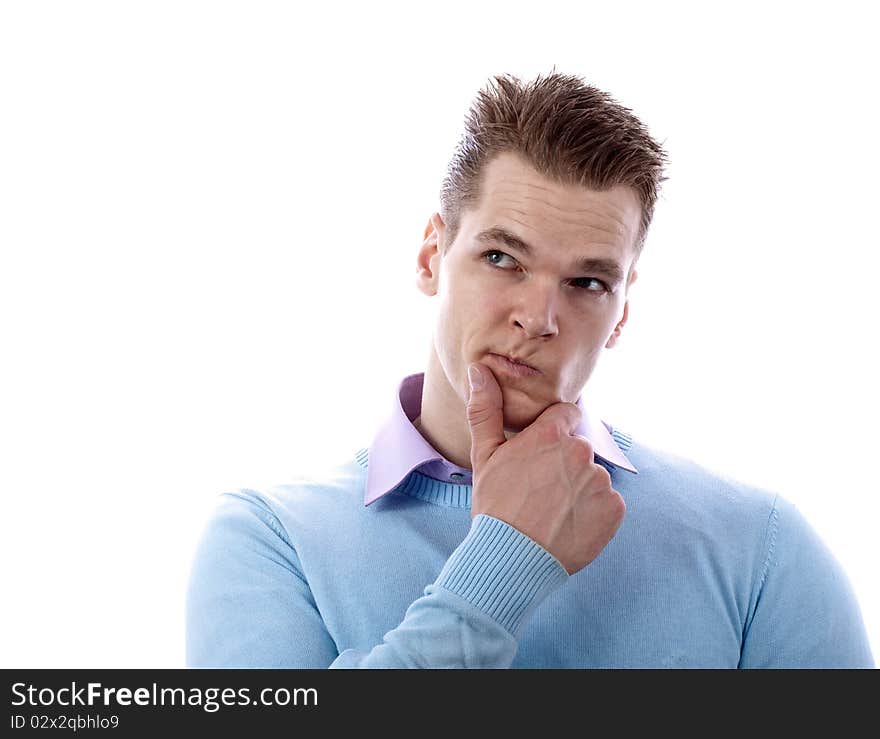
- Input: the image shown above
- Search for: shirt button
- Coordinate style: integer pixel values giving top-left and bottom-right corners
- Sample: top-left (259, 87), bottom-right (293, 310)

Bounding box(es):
top-left (450, 472), bottom-right (464, 480)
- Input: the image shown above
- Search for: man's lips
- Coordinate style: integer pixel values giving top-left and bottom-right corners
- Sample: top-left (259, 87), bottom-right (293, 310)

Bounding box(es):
top-left (493, 353), bottom-right (538, 370)
top-left (487, 353), bottom-right (542, 377)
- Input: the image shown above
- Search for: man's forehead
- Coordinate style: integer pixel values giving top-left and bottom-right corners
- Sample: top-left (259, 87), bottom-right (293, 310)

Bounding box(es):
top-left (474, 153), bottom-right (641, 244)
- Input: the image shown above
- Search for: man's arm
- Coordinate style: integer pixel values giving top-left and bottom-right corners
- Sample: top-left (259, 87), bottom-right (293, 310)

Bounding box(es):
top-left (739, 495), bottom-right (874, 668)
top-left (185, 492), bottom-right (568, 668)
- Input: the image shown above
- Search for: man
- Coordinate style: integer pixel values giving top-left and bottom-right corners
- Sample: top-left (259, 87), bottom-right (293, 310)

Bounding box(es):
top-left (186, 72), bottom-right (873, 668)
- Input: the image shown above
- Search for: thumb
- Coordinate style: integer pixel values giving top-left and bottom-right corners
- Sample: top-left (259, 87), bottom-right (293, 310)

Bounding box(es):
top-left (466, 363), bottom-right (506, 471)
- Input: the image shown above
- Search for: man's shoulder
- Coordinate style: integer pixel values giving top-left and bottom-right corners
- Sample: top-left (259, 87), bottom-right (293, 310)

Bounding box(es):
top-left (621, 433), bottom-right (781, 523)
top-left (260, 449), bottom-right (368, 514)
top-left (205, 450), bottom-right (368, 538)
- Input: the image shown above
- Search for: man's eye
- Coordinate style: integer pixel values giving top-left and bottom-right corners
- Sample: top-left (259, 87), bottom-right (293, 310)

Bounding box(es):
top-left (570, 277), bottom-right (609, 293)
top-left (483, 250), bottom-right (517, 268)
top-left (484, 250), bottom-right (608, 293)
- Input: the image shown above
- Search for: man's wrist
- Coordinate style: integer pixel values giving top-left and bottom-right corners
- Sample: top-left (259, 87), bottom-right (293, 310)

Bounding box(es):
top-left (434, 514), bottom-right (569, 637)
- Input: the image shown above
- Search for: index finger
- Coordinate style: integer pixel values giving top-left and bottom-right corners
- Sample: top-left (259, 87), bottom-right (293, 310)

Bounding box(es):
top-left (534, 401), bottom-right (582, 436)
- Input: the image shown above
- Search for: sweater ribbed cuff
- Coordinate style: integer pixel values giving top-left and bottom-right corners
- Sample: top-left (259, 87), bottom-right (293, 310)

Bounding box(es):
top-left (434, 514), bottom-right (569, 638)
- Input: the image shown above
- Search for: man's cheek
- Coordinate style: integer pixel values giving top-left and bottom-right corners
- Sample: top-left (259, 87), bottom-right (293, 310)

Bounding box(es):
top-left (478, 291), bottom-right (503, 316)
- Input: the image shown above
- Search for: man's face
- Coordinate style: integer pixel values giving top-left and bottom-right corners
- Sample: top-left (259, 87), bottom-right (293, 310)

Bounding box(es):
top-left (416, 151), bottom-right (641, 432)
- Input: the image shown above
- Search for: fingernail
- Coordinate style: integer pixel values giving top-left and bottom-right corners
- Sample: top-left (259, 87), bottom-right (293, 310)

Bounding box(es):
top-left (468, 364), bottom-right (483, 390)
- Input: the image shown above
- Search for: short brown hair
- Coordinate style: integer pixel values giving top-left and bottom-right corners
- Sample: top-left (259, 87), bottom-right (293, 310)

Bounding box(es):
top-left (439, 70), bottom-right (668, 260)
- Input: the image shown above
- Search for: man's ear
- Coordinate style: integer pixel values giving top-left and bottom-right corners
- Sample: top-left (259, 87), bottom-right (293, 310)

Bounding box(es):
top-left (605, 268), bottom-right (637, 349)
top-left (415, 212), bottom-right (446, 297)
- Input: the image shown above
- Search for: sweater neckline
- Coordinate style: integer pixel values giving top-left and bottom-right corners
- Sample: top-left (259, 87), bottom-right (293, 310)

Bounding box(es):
top-left (364, 425), bottom-right (632, 510)
top-left (395, 470), bottom-right (472, 509)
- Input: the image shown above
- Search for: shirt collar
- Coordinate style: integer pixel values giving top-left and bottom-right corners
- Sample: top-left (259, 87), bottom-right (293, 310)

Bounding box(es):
top-left (364, 372), bottom-right (637, 506)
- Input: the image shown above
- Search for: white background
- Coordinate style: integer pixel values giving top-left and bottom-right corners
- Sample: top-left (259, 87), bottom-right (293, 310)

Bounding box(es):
top-left (1, 1), bottom-right (877, 667)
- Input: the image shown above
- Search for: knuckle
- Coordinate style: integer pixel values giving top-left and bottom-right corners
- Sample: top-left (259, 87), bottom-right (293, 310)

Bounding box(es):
top-left (539, 421), bottom-right (562, 444)
top-left (578, 445), bottom-right (595, 466)
top-left (568, 436), bottom-right (594, 464)
top-left (547, 401), bottom-right (579, 425)
top-left (595, 464), bottom-right (612, 488)
top-left (576, 434), bottom-right (594, 452)
top-left (466, 404), bottom-right (490, 426)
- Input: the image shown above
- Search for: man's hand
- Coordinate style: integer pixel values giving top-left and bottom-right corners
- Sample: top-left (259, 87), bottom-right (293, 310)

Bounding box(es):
top-left (465, 362), bottom-right (626, 576)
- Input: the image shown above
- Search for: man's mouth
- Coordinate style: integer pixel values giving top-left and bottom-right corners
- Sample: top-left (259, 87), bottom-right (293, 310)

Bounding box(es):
top-left (487, 353), bottom-right (542, 377)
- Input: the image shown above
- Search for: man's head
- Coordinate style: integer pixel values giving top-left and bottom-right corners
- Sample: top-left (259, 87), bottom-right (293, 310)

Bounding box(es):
top-left (416, 71), bottom-right (667, 434)
top-left (438, 71), bottom-right (667, 262)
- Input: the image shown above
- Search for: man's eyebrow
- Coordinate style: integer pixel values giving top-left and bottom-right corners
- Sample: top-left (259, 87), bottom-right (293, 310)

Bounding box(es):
top-left (475, 226), bottom-right (625, 284)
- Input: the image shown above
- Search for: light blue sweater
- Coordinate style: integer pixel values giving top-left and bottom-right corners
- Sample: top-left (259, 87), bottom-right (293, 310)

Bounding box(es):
top-left (186, 440), bottom-right (874, 668)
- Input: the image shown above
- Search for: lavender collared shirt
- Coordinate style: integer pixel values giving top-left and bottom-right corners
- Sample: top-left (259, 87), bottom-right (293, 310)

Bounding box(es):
top-left (364, 372), bottom-right (637, 506)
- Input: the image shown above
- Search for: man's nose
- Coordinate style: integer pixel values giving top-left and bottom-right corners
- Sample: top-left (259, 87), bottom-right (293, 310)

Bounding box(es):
top-left (510, 280), bottom-right (559, 339)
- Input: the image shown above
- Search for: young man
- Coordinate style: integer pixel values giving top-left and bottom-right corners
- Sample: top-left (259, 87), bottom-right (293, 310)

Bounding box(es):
top-left (186, 72), bottom-right (873, 668)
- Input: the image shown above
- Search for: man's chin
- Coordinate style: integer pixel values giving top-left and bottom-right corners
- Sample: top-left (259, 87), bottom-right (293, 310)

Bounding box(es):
top-left (496, 384), bottom-right (564, 433)
top-left (500, 402), bottom-right (549, 434)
